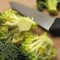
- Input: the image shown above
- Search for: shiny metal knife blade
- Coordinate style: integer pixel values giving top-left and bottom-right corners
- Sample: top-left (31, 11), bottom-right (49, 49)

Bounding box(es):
top-left (10, 2), bottom-right (55, 31)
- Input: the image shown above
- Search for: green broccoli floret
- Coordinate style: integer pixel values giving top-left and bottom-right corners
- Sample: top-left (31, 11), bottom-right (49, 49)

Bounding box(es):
top-left (37, 0), bottom-right (46, 11)
top-left (0, 42), bottom-right (19, 60)
top-left (0, 26), bottom-right (8, 40)
top-left (37, 0), bottom-right (59, 15)
top-left (19, 33), bottom-right (56, 60)
top-left (2, 9), bottom-right (20, 26)
top-left (57, 2), bottom-right (60, 10)
top-left (1, 9), bottom-right (37, 31)
top-left (0, 13), bottom-right (5, 25)
top-left (17, 17), bottom-right (37, 31)
top-left (6, 31), bottom-right (37, 45)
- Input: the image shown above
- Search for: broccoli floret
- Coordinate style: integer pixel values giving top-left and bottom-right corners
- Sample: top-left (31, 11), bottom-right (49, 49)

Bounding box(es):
top-left (57, 2), bottom-right (60, 10)
top-left (19, 33), bottom-right (56, 60)
top-left (2, 9), bottom-right (20, 26)
top-left (0, 42), bottom-right (19, 60)
top-left (37, 0), bottom-right (46, 11)
top-left (17, 17), bottom-right (37, 31)
top-left (0, 13), bottom-right (5, 25)
top-left (14, 31), bottom-right (37, 44)
top-left (5, 31), bottom-right (37, 46)
top-left (0, 26), bottom-right (8, 40)
top-left (1, 9), bottom-right (37, 31)
top-left (37, 0), bottom-right (59, 15)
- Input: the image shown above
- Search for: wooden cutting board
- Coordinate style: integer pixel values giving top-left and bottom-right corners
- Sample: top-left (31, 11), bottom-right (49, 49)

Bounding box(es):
top-left (0, 0), bottom-right (60, 60)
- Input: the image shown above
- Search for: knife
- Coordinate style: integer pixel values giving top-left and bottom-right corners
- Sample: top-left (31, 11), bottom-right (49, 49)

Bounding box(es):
top-left (10, 2), bottom-right (60, 36)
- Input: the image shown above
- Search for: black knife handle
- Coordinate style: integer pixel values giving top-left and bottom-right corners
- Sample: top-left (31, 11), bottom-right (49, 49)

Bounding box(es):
top-left (49, 18), bottom-right (60, 36)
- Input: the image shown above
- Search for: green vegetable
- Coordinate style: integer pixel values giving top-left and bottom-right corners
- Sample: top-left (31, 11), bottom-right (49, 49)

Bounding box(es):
top-left (37, 0), bottom-right (46, 11)
top-left (0, 26), bottom-right (8, 40)
top-left (0, 13), bottom-right (5, 25)
top-left (0, 9), bottom-right (57, 60)
top-left (19, 33), bottom-right (56, 60)
top-left (17, 17), bottom-right (37, 31)
top-left (1, 9), bottom-right (37, 31)
top-left (5, 29), bottom-right (21, 44)
top-left (0, 42), bottom-right (19, 60)
top-left (57, 2), bottom-right (60, 10)
top-left (37, 0), bottom-right (59, 15)
top-left (6, 31), bottom-right (37, 45)
top-left (47, 0), bottom-right (58, 15)
top-left (2, 9), bottom-right (21, 26)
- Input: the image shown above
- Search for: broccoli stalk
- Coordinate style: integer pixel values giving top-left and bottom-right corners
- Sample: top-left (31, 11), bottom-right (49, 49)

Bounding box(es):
top-left (2, 9), bottom-right (20, 26)
top-left (37, 0), bottom-right (59, 15)
top-left (47, 0), bottom-right (58, 15)
top-left (1, 9), bottom-right (37, 31)
top-left (19, 33), bottom-right (56, 60)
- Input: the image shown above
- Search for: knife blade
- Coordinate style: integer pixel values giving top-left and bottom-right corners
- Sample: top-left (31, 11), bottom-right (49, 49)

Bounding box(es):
top-left (10, 2), bottom-right (60, 36)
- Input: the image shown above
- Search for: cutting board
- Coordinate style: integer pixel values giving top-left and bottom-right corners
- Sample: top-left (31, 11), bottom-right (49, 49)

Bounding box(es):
top-left (0, 0), bottom-right (60, 60)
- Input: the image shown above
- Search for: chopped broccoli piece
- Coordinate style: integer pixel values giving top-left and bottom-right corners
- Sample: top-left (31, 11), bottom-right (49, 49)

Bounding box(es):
top-left (2, 9), bottom-right (37, 31)
top-left (19, 33), bottom-right (56, 60)
top-left (37, 0), bottom-right (46, 11)
top-left (0, 42), bottom-right (19, 60)
top-left (2, 9), bottom-right (20, 26)
top-left (0, 26), bottom-right (8, 40)
top-left (5, 31), bottom-right (37, 45)
top-left (37, 0), bottom-right (59, 15)
top-left (17, 17), bottom-right (37, 31)
top-left (47, 0), bottom-right (58, 15)
top-left (0, 13), bottom-right (5, 25)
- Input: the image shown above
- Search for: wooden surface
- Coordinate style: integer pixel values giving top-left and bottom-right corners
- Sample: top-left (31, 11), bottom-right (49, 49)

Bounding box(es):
top-left (0, 0), bottom-right (60, 60)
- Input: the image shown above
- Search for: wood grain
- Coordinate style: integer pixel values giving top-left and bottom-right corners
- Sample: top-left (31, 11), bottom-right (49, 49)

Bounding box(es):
top-left (0, 0), bottom-right (60, 60)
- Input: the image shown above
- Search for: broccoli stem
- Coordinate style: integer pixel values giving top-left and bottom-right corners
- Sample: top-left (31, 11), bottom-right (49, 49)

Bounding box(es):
top-left (28, 33), bottom-right (52, 53)
top-left (29, 35), bottom-right (48, 52)
top-left (37, 1), bottom-right (46, 11)
top-left (47, 0), bottom-right (58, 15)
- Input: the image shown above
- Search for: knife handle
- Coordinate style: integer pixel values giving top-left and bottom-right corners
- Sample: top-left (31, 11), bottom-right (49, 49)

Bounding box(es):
top-left (49, 18), bottom-right (60, 36)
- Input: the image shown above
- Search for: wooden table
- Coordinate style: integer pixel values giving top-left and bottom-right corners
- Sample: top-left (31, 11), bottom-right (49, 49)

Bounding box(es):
top-left (0, 0), bottom-right (60, 60)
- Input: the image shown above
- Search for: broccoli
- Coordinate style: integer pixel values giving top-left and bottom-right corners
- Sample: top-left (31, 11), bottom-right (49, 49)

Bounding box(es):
top-left (0, 42), bottom-right (19, 60)
top-left (37, 0), bottom-right (46, 11)
top-left (19, 33), bottom-right (56, 60)
top-left (6, 31), bottom-right (37, 45)
top-left (17, 17), bottom-right (37, 31)
top-left (0, 26), bottom-right (8, 41)
top-left (0, 9), bottom-right (57, 60)
top-left (2, 9), bottom-right (20, 26)
top-left (1, 9), bottom-right (37, 31)
top-left (0, 13), bottom-right (5, 25)
top-left (37, 0), bottom-right (59, 15)
top-left (57, 2), bottom-right (60, 10)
